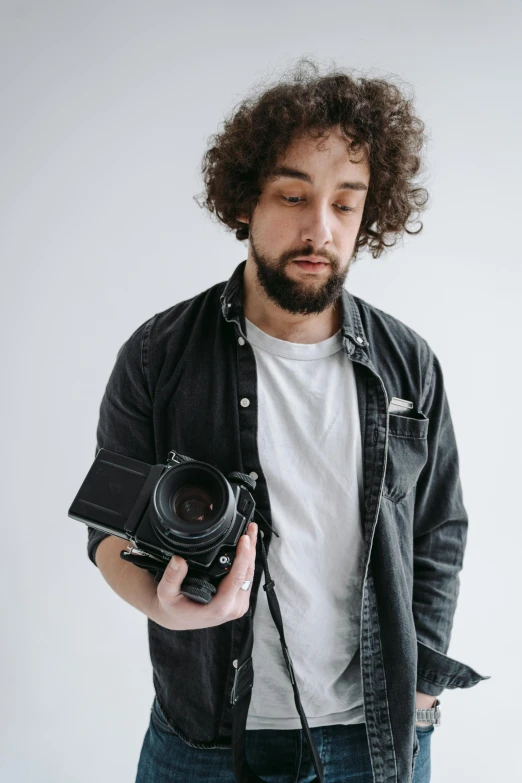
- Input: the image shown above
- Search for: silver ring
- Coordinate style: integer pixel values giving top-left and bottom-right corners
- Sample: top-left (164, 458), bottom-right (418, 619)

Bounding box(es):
top-left (240, 580), bottom-right (252, 591)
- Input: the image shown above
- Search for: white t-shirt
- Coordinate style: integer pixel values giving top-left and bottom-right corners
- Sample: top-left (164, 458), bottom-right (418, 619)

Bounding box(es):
top-left (244, 316), bottom-right (366, 730)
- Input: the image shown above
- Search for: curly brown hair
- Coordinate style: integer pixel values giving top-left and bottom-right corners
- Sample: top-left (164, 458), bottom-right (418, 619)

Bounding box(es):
top-left (199, 58), bottom-right (429, 259)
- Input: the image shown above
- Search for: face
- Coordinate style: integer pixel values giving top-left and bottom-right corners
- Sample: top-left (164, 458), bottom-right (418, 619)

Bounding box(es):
top-left (243, 125), bottom-right (370, 315)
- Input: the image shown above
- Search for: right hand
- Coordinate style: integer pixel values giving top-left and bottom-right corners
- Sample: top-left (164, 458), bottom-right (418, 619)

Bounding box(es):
top-left (149, 522), bottom-right (258, 631)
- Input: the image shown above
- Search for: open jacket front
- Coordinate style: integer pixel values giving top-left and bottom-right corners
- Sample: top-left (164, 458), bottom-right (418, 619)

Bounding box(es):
top-left (88, 260), bottom-right (488, 783)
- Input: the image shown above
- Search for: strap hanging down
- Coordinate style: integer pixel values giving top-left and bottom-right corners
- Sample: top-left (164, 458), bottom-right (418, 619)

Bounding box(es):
top-left (230, 531), bottom-right (325, 783)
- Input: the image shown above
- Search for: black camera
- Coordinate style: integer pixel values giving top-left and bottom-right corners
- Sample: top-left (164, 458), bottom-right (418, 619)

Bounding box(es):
top-left (68, 448), bottom-right (257, 604)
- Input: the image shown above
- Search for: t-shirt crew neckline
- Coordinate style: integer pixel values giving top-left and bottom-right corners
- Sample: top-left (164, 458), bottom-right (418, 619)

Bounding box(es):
top-left (244, 317), bottom-right (343, 361)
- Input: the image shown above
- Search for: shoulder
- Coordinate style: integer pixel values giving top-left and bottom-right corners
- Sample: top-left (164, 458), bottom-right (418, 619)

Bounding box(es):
top-left (121, 279), bottom-right (226, 343)
top-left (146, 279), bottom-right (226, 351)
top-left (353, 293), bottom-right (432, 358)
top-left (350, 293), bottom-right (435, 397)
top-left (120, 279), bottom-right (227, 373)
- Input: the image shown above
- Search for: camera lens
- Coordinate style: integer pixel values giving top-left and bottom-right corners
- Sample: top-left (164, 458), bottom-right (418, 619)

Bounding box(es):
top-left (151, 460), bottom-right (236, 551)
top-left (172, 486), bottom-right (214, 523)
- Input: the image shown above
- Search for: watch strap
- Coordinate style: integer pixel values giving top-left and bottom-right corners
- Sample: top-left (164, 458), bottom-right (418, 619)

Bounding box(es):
top-left (416, 699), bottom-right (441, 726)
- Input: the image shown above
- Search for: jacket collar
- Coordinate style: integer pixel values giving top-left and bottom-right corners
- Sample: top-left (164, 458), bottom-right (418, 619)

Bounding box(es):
top-left (220, 260), bottom-right (368, 354)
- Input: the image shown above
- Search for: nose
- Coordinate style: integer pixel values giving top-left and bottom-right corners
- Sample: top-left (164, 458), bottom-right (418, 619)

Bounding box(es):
top-left (299, 202), bottom-right (333, 249)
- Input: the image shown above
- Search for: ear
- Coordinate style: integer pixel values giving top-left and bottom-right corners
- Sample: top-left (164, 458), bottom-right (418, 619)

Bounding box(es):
top-left (237, 214), bottom-right (250, 225)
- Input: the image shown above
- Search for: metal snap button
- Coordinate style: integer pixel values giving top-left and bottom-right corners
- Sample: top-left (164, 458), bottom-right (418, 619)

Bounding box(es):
top-left (249, 471), bottom-right (258, 480)
top-left (240, 398), bottom-right (250, 407)
top-left (238, 337), bottom-right (245, 346)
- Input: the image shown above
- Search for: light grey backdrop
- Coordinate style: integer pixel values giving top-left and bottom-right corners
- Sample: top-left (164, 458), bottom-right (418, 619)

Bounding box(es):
top-left (1, 1), bottom-right (519, 781)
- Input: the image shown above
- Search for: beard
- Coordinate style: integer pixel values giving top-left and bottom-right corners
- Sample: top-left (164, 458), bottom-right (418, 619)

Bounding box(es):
top-left (249, 232), bottom-right (352, 316)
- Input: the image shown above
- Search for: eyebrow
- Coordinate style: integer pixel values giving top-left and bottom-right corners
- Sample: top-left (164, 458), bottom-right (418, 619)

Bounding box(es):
top-left (270, 166), bottom-right (368, 192)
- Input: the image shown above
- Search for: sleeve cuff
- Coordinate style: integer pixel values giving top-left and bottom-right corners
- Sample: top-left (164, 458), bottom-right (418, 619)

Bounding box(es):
top-left (416, 639), bottom-right (490, 696)
top-left (87, 527), bottom-right (111, 567)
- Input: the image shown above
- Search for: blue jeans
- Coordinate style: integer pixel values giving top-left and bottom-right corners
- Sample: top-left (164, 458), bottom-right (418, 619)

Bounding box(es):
top-left (135, 697), bottom-right (433, 782)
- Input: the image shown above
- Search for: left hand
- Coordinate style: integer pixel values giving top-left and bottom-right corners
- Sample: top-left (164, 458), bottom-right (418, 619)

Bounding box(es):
top-left (415, 691), bottom-right (437, 726)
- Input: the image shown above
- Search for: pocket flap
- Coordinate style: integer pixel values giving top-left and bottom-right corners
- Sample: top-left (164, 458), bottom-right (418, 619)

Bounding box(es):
top-left (388, 411), bottom-right (429, 438)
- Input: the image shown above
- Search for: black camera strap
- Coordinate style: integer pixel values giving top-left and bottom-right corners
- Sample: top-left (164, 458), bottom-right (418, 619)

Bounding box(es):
top-left (230, 531), bottom-right (325, 783)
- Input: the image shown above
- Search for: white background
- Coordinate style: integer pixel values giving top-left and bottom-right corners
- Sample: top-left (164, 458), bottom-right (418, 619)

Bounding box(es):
top-left (1, 1), bottom-right (519, 781)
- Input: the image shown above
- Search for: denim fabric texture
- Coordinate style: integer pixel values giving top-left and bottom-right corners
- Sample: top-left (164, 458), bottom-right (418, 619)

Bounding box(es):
top-left (135, 697), bottom-right (434, 783)
top-left (87, 260), bottom-right (489, 783)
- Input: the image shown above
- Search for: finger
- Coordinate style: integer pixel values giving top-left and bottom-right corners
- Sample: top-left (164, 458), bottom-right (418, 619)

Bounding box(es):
top-left (219, 531), bottom-right (255, 597)
top-left (247, 521), bottom-right (258, 549)
top-left (157, 555), bottom-right (189, 604)
top-left (237, 523), bottom-right (258, 585)
top-left (243, 526), bottom-right (257, 583)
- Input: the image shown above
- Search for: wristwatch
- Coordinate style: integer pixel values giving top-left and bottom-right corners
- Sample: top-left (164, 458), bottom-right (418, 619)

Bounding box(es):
top-left (415, 699), bottom-right (441, 727)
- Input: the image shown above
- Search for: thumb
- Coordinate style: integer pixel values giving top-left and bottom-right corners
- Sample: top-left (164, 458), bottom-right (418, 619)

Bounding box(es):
top-left (157, 555), bottom-right (189, 602)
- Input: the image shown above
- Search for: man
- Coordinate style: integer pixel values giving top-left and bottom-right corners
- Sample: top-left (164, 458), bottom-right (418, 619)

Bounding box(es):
top-left (88, 61), bottom-right (488, 783)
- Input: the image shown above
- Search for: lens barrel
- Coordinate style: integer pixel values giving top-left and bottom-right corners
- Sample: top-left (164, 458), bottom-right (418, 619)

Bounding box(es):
top-left (151, 461), bottom-right (236, 552)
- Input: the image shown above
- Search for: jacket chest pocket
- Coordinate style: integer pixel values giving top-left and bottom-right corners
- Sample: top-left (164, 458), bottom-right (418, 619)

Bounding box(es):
top-left (382, 411), bottom-right (429, 503)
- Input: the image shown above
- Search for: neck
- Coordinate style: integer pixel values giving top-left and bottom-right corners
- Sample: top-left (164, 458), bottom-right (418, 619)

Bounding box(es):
top-left (242, 258), bottom-right (342, 344)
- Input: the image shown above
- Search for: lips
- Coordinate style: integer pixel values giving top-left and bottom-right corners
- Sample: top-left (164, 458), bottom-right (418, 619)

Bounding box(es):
top-left (294, 256), bottom-right (328, 264)
top-left (293, 259), bottom-right (328, 273)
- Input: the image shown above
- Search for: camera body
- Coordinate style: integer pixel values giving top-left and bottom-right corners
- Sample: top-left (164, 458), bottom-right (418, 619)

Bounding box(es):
top-left (68, 448), bottom-right (257, 604)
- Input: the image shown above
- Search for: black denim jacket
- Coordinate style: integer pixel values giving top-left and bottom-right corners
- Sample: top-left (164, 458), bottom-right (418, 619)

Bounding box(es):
top-left (87, 260), bottom-right (489, 783)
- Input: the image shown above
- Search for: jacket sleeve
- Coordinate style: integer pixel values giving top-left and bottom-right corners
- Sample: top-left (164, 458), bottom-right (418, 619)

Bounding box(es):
top-left (87, 316), bottom-right (157, 566)
top-left (413, 348), bottom-right (488, 696)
